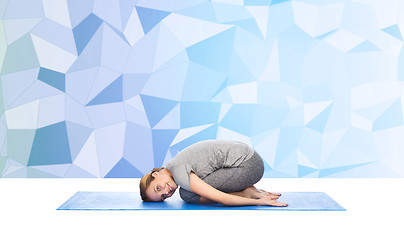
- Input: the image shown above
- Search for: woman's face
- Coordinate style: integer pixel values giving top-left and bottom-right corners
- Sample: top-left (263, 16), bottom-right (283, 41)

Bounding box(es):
top-left (146, 170), bottom-right (178, 202)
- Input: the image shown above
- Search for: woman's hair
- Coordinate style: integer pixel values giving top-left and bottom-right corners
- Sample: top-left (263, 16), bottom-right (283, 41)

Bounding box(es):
top-left (139, 167), bottom-right (165, 202)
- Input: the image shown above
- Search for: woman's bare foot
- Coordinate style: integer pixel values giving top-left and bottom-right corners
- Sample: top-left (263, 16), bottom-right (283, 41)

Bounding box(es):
top-left (252, 186), bottom-right (281, 199)
top-left (228, 186), bottom-right (263, 199)
top-left (229, 186), bottom-right (282, 200)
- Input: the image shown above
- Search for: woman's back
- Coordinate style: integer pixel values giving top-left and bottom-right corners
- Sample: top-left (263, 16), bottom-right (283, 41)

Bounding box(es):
top-left (165, 140), bottom-right (254, 191)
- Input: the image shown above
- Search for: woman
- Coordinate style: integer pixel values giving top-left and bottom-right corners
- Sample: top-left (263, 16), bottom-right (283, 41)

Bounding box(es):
top-left (139, 140), bottom-right (288, 207)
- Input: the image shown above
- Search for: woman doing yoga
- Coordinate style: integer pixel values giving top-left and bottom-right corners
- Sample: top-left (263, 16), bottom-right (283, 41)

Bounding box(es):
top-left (139, 140), bottom-right (288, 207)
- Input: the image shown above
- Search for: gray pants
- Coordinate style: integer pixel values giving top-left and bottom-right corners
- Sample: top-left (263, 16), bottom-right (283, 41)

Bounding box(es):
top-left (179, 151), bottom-right (265, 203)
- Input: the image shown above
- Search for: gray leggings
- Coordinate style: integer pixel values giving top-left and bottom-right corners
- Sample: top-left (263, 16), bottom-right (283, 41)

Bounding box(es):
top-left (179, 151), bottom-right (265, 203)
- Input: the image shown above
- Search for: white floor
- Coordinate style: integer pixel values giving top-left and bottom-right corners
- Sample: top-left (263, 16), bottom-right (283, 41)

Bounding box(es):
top-left (0, 178), bottom-right (403, 240)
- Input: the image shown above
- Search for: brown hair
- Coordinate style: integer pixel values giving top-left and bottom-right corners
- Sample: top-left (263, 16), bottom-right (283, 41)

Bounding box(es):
top-left (139, 167), bottom-right (165, 202)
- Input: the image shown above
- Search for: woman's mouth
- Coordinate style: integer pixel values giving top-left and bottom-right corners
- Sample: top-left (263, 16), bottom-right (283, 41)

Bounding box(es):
top-left (167, 183), bottom-right (174, 194)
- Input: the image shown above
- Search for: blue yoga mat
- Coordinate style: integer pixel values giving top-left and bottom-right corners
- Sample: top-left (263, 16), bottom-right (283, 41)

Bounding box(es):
top-left (57, 192), bottom-right (345, 211)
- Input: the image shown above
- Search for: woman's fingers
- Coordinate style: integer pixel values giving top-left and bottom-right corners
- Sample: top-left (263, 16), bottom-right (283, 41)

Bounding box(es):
top-left (263, 199), bottom-right (288, 207)
top-left (272, 201), bottom-right (288, 207)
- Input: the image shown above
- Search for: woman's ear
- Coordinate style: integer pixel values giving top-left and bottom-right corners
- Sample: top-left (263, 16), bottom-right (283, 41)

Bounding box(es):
top-left (152, 171), bottom-right (159, 178)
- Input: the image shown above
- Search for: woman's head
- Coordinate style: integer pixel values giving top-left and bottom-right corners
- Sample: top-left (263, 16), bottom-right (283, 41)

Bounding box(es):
top-left (139, 167), bottom-right (178, 202)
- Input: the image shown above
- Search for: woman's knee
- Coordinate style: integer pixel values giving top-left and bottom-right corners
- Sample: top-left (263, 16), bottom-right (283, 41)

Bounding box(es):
top-left (251, 151), bottom-right (264, 179)
top-left (241, 151), bottom-right (264, 186)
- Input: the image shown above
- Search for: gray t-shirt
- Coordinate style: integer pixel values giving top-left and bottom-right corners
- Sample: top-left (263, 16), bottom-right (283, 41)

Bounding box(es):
top-left (165, 140), bottom-right (254, 191)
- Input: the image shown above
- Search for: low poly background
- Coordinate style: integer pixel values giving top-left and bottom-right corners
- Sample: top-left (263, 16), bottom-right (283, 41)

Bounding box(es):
top-left (1, 0), bottom-right (404, 178)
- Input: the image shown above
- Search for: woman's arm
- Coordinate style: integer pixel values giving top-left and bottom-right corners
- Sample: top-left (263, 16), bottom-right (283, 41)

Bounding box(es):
top-left (190, 172), bottom-right (287, 207)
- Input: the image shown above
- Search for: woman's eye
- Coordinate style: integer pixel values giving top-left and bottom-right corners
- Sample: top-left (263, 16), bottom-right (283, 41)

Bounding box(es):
top-left (157, 186), bottom-right (160, 191)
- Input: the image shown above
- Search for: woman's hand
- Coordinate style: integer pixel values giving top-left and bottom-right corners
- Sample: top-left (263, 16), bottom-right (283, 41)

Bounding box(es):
top-left (258, 197), bottom-right (288, 207)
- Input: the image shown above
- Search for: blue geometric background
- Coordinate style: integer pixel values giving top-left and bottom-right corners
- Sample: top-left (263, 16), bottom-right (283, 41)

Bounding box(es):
top-left (1, 0), bottom-right (404, 178)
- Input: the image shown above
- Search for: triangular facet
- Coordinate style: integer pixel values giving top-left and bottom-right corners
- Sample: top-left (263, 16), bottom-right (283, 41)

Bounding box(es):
top-left (135, 6), bottom-right (170, 34)
top-left (105, 158), bottom-right (144, 178)
top-left (373, 99), bottom-right (403, 131)
top-left (349, 40), bottom-right (379, 52)
top-left (382, 24), bottom-right (403, 40)
top-left (73, 13), bottom-right (103, 55)
top-left (140, 95), bottom-right (178, 128)
top-left (87, 75), bottom-right (123, 106)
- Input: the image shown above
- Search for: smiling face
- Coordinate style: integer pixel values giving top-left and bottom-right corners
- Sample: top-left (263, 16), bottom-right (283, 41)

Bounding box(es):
top-left (145, 169), bottom-right (178, 202)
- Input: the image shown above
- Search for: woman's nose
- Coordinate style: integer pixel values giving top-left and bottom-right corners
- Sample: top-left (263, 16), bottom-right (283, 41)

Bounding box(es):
top-left (162, 191), bottom-right (169, 200)
top-left (164, 187), bottom-right (170, 194)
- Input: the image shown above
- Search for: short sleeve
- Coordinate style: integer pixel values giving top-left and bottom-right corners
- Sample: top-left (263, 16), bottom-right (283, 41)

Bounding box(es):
top-left (165, 160), bottom-right (193, 191)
